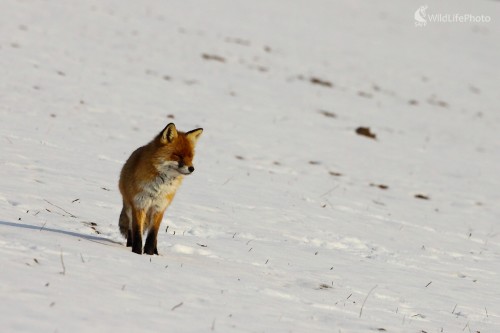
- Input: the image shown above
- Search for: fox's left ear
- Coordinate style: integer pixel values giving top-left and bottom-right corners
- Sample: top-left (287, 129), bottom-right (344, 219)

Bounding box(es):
top-left (186, 128), bottom-right (203, 146)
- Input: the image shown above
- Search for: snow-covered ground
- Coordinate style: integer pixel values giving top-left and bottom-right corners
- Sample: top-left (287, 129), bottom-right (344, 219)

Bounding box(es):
top-left (1, 0), bottom-right (499, 332)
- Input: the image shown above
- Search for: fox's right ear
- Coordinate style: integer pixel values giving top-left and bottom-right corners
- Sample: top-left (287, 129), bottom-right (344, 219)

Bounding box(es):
top-left (160, 123), bottom-right (178, 144)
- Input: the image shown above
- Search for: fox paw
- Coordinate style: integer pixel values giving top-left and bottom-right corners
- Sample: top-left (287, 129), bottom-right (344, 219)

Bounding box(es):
top-left (144, 246), bottom-right (159, 255)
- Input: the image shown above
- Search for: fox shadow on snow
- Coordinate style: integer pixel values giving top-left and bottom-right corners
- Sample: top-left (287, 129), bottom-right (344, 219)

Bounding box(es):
top-left (0, 220), bottom-right (122, 245)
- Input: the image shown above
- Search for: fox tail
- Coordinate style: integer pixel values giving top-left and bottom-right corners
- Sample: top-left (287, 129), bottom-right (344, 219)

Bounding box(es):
top-left (118, 203), bottom-right (130, 238)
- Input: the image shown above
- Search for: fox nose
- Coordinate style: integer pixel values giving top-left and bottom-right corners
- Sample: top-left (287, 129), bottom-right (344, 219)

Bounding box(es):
top-left (188, 166), bottom-right (195, 173)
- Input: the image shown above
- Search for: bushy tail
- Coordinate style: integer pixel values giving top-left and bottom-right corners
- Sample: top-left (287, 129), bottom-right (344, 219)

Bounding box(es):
top-left (118, 203), bottom-right (130, 238)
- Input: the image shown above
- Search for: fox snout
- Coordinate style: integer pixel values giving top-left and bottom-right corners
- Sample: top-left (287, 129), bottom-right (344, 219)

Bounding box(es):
top-left (178, 163), bottom-right (195, 175)
top-left (177, 161), bottom-right (195, 174)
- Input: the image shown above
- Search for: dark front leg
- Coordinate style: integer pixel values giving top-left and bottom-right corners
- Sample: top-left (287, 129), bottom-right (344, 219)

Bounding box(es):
top-left (126, 230), bottom-right (133, 247)
top-left (144, 231), bottom-right (158, 255)
top-left (131, 208), bottom-right (145, 255)
top-left (144, 211), bottom-right (164, 255)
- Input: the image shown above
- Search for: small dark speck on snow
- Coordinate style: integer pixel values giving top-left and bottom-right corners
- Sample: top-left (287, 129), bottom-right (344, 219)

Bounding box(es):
top-left (356, 127), bottom-right (377, 140)
top-left (310, 77), bottom-right (333, 88)
top-left (317, 283), bottom-right (332, 290)
top-left (202, 53), bottom-right (226, 63)
top-left (318, 110), bottom-right (336, 118)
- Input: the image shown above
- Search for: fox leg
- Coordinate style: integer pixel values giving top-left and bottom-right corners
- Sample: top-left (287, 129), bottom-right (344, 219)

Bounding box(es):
top-left (144, 210), bottom-right (164, 255)
top-left (131, 207), bottom-right (146, 255)
top-left (126, 205), bottom-right (133, 247)
top-left (126, 230), bottom-right (133, 247)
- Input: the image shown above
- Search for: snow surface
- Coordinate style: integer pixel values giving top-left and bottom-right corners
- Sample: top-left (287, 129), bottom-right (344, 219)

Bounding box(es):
top-left (1, 0), bottom-right (499, 332)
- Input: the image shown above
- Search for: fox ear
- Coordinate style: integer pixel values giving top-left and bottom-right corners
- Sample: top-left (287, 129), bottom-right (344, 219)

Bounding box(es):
top-left (186, 128), bottom-right (203, 146)
top-left (160, 123), bottom-right (178, 144)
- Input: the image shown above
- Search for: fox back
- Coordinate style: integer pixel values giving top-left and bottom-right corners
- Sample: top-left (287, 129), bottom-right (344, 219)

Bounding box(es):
top-left (118, 123), bottom-right (203, 255)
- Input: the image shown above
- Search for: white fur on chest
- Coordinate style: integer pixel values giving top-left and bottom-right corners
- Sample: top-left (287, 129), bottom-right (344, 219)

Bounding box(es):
top-left (133, 172), bottom-right (182, 213)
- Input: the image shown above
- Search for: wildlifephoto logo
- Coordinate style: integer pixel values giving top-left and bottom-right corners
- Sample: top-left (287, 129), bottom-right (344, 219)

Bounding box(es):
top-left (414, 5), bottom-right (492, 27)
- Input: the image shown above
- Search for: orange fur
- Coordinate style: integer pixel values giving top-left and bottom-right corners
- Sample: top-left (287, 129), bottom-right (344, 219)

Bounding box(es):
top-left (118, 123), bottom-right (202, 255)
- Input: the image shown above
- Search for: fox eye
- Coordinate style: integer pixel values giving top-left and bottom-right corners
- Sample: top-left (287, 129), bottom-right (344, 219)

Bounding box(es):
top-left (173, 154), bottom-right (182, 161)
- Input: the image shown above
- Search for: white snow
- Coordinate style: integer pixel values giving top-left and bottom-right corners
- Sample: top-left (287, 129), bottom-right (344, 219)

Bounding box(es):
top-left (1, 0), bottom-right (499, 332)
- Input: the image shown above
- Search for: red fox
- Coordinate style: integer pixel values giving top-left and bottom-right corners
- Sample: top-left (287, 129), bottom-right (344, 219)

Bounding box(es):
top-left (118, 123), bottom-right (203, 255)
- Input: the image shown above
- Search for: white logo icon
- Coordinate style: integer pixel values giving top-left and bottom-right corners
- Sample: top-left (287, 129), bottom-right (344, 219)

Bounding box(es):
top-left (414, 5), bottom-right (428, 27)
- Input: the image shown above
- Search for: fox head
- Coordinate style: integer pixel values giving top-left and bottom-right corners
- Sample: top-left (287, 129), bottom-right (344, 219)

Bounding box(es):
top-left (153, 123), bottom-right (203, 176)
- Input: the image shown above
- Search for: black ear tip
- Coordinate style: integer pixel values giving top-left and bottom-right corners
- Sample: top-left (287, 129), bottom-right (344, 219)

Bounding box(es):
top-left (161, 123), bottom-right (175, 132)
